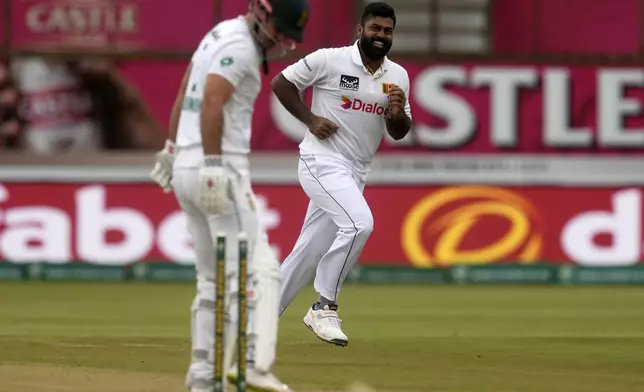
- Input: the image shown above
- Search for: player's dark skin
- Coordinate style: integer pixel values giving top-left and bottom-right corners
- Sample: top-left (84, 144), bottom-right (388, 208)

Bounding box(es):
top-left (358, 16), bottom-right (412, 141)
top-left (271, 74), bottom-right (338, 140)
top-left (271, 15), bottom-right (411, 141)
top-left (384, 84), bottom-right (411, 140)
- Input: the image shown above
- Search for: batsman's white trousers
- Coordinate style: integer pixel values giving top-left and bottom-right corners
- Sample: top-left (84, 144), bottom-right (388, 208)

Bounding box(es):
top-left (279, 153), bottom-right (373, 314)
top-left (172, 147), bottom-right (280, 389)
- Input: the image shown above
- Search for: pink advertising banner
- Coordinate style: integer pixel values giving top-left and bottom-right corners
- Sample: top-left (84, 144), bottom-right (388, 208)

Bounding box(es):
top-left (253, 63), bottom-right (644, 154)
top-left (1, 182), bottom-right (643, 267)
top-left (10, 0), bottom-right (214, 52)
top-left (120, 61), bottom-right (644, 154)
top-left (494, 0), bottom-right (642, 55)
top-left (0, 1), bottom-right (6, 48)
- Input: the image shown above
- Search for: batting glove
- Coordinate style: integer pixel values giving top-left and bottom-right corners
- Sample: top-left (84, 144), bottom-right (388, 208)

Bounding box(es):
top-left (199, 155), bottom-right (233, 215)
top-left (150, 140), bottom-right (176, 193)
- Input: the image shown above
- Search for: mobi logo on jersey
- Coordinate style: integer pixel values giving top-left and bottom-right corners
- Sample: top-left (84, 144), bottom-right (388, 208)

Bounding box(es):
top-left (340, 96), bottom-right (389, 116)
top-left (401, 186), bottom-right (542, 267)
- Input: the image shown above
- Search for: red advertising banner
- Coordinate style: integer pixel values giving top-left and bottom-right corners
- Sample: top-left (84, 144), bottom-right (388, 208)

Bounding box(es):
top-left (119, 61), bottom-right (644, 154)
top-left (494, 0), bottom-right (642, 55)
top-left (0, 182), bottom-right (642, 267)
top-left (10, 0), bottom-right (214, 52)
top-left (6, 0), bottom-right (354, 53)
top-left (0, 1), bottom-right (6, 48)
top-left (255, 63), bottom-right (644, 153)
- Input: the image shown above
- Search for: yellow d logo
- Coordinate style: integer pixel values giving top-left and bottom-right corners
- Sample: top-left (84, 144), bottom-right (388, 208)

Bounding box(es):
top-left (401, 186), bottom-right (542, 267)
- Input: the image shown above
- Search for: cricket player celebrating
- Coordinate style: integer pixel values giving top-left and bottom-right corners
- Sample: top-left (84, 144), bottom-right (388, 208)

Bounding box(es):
top-left (272, 2), bottom-right (411, 347)
top-left (149, 0), bottom-right (309, 391)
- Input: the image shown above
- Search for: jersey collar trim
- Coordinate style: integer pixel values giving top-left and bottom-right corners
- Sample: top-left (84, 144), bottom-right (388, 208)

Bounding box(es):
top-left (240, 15), bottom-right (264, 56)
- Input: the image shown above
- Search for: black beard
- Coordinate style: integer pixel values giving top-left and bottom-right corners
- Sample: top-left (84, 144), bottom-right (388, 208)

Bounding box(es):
top-left (359, 35), bottom-right (391, 61)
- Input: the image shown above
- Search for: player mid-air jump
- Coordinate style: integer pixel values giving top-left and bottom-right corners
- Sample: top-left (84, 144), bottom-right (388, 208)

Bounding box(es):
top-left (272, 2), bottom-right (412, 347)
top-left (150, 0), bottom-right (309, 391)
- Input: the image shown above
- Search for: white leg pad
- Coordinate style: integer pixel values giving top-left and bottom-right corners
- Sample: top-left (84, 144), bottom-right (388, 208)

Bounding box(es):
top-left (187, 278), bottom-right (225, 391)
top-left (247, 258), bottom-right (281, 373)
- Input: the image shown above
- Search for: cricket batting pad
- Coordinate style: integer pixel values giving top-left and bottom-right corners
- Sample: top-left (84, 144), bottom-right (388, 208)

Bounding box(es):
top-left (247, 235), bottom-right (281, 373)
top-left (187, 278), bottom-right (220, 390)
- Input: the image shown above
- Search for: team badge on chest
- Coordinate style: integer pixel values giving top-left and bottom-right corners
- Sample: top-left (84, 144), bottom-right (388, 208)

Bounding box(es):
top-left (382, 82), bottom-right (397, 94)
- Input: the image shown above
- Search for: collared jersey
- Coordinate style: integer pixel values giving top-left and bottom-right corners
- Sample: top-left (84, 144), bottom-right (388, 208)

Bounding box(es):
top-left (176, 16), bottom-right (262, 154)
top-left (281, 41), bottom-right (412, 166)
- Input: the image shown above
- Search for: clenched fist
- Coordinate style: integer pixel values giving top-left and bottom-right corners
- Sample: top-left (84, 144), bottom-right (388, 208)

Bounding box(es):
top-left (306, 115), bottom-right (339, 140)
top-left (387, 84), bottom-right (406, 117)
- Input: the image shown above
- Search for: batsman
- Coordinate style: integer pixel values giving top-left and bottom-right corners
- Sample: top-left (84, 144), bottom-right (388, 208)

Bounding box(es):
top-left (149, 1), bottom-right (310, 391)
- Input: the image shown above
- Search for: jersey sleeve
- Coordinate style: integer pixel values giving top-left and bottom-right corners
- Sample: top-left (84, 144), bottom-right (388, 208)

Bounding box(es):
top-left (402, 70), bottom-right (412, 121)
top-left (281, 49), bottom-right (328, 90)
top-left (207, 41), bottom-right (254, 88)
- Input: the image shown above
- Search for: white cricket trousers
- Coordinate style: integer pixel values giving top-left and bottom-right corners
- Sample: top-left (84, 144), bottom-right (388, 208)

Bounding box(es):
top-left (172, 151), bottom-right (265, 293)
top-left (280, 154), bottom-right (373, 313)
top-left (172, 148), bottom-right (278, 389)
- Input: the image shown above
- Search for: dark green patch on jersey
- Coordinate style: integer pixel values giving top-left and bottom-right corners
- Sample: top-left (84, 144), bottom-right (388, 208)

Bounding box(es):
top-left (220, 57), bottom-right (234, 67)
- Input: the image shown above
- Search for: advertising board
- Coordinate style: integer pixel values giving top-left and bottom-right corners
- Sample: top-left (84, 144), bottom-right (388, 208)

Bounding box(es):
top-left (1, 182), bottom-right (642, 267)
top-left (9, 0), bottom-right (212, 52)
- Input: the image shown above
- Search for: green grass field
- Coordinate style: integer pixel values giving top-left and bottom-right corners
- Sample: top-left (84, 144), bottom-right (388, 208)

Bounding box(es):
top-left (0, 283), bottom-right (643, 392)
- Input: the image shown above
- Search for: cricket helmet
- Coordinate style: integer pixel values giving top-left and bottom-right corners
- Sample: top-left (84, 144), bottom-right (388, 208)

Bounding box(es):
top-left (250, 0), bottom-right (310, 49)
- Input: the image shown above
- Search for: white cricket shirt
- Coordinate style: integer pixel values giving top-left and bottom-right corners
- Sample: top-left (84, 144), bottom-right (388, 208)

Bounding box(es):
top-left (281, 41), bottom-right (412, 166)
top-left (176, 16), bottom-right (262, 155)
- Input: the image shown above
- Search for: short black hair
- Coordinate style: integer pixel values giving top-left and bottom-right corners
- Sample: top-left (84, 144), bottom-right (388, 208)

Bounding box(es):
top-left (361, 2), bottom-right (396, 28)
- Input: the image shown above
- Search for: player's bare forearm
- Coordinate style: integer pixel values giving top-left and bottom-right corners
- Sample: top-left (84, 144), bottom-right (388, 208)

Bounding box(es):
top-left (271, 73), bottom-right (315, 126)
top-left (200, 104), bottom-right (224, 156)
top-left (168, 99), bottom-right (182, 143)
top-left (386, 112), bottom-right (412, 140)
top-left (199, 74), bottom-right (237, 157)
top-left (168, 63), bottom-right (193, 142)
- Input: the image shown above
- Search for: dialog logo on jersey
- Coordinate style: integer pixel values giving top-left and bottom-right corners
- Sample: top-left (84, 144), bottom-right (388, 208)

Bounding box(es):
top-left (340, 96), bottom-right (389, 116)
top-left (401, 186), bottom-right (543, 267)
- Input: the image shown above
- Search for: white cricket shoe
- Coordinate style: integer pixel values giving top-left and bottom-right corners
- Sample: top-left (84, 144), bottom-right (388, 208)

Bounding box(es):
top-left (227, 365), bottom-right (295, 392)
top-left (303, 304), bottom-right (349, 347)
top-left (186, 373), bottom-right (223, 392)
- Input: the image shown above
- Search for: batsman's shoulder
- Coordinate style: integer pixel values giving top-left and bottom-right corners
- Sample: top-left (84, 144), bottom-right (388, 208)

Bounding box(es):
top-left (219, 33), bottom-right (257, 53)
top-left (213, 35), bottom-right (259, 65)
